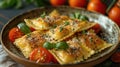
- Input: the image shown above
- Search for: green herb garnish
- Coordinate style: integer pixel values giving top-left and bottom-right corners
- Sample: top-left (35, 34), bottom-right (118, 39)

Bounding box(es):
top-left (64, 21), bottom-right (70, 26)
top-left (40, 12), bottom-right (46, 18)
top-left (59, 26), bottom-right (63, 32)
top-left (70, 12), bottom-right (89, 21)
top-left (56, 41), bottom-right (69, 50)
top-left (74, 12), bottom-right (81, 19)
top-left (17, 22), bottom-right (31, 34)
top-left (79, 15), bottom-right (89, 21)
top-left (43, 42), bottom-right (53, 49)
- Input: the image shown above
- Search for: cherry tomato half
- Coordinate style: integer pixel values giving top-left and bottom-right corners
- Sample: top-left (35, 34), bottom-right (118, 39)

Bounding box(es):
top-left (9, 27), bottom-right (24, 42)
top-left (29, 47), bottom-right (57, 63)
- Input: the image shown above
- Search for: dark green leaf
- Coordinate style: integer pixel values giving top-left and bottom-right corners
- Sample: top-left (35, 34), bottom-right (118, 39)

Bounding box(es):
top-left (56, 41), bottom-right (69, 50)
top-left (79, 15), bottom-right (89, 21)
top-left (43, 42), bottom-right (53, 49)
top-left (74, 12), bottom-right (81, 19)
top-left (17, 22), bottom-right (31, 34)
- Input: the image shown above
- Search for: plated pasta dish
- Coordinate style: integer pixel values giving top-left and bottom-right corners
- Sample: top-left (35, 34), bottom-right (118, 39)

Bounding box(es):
top-left (8, 10), bottom-right (113, 65)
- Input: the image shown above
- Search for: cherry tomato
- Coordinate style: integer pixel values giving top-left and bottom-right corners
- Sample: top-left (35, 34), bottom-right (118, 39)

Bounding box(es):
top-left (50, 0), bottom-right (66, 6)
top-left (9, 27), bottom-right (24, 42)
top-left (29, 47), bottom-right (57, 63)
top-left (108, 5), bottom-right (120, 26)
top-left (87, 0), bottom-right (107, 14)
top-left (69, 0), bottom-right (88, 8)
top-left (111, 52), bottom-right (120, 63)
top-left (91, 23), bottom-right (101, 33)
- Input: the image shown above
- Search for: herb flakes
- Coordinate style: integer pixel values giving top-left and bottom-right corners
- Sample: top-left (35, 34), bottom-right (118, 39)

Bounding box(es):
top-left (64, 21), bottom-right (70, 26)
top-left (59, 26), bottom-right (63, 32)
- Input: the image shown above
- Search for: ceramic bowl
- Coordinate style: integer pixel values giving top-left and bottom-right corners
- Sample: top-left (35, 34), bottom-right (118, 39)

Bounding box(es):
top-left (1, 6), bottom-right (120, 67)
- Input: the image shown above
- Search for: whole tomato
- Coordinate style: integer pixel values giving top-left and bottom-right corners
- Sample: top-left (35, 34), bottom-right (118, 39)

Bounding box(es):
top-left (87, 0), bottom-right (107, 14)
top-left (108, 1), bottom-right (120, 26)
top-left (50, 0), bottom-right (66, 6)
top-left (69, 0), bottom-right (88, 8)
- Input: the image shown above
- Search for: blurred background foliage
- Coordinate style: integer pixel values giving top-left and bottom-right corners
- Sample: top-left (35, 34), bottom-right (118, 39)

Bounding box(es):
top-left (0, 0), bottom-right (50, 9)
top-left (0, 0), bottom-right (117, 10)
